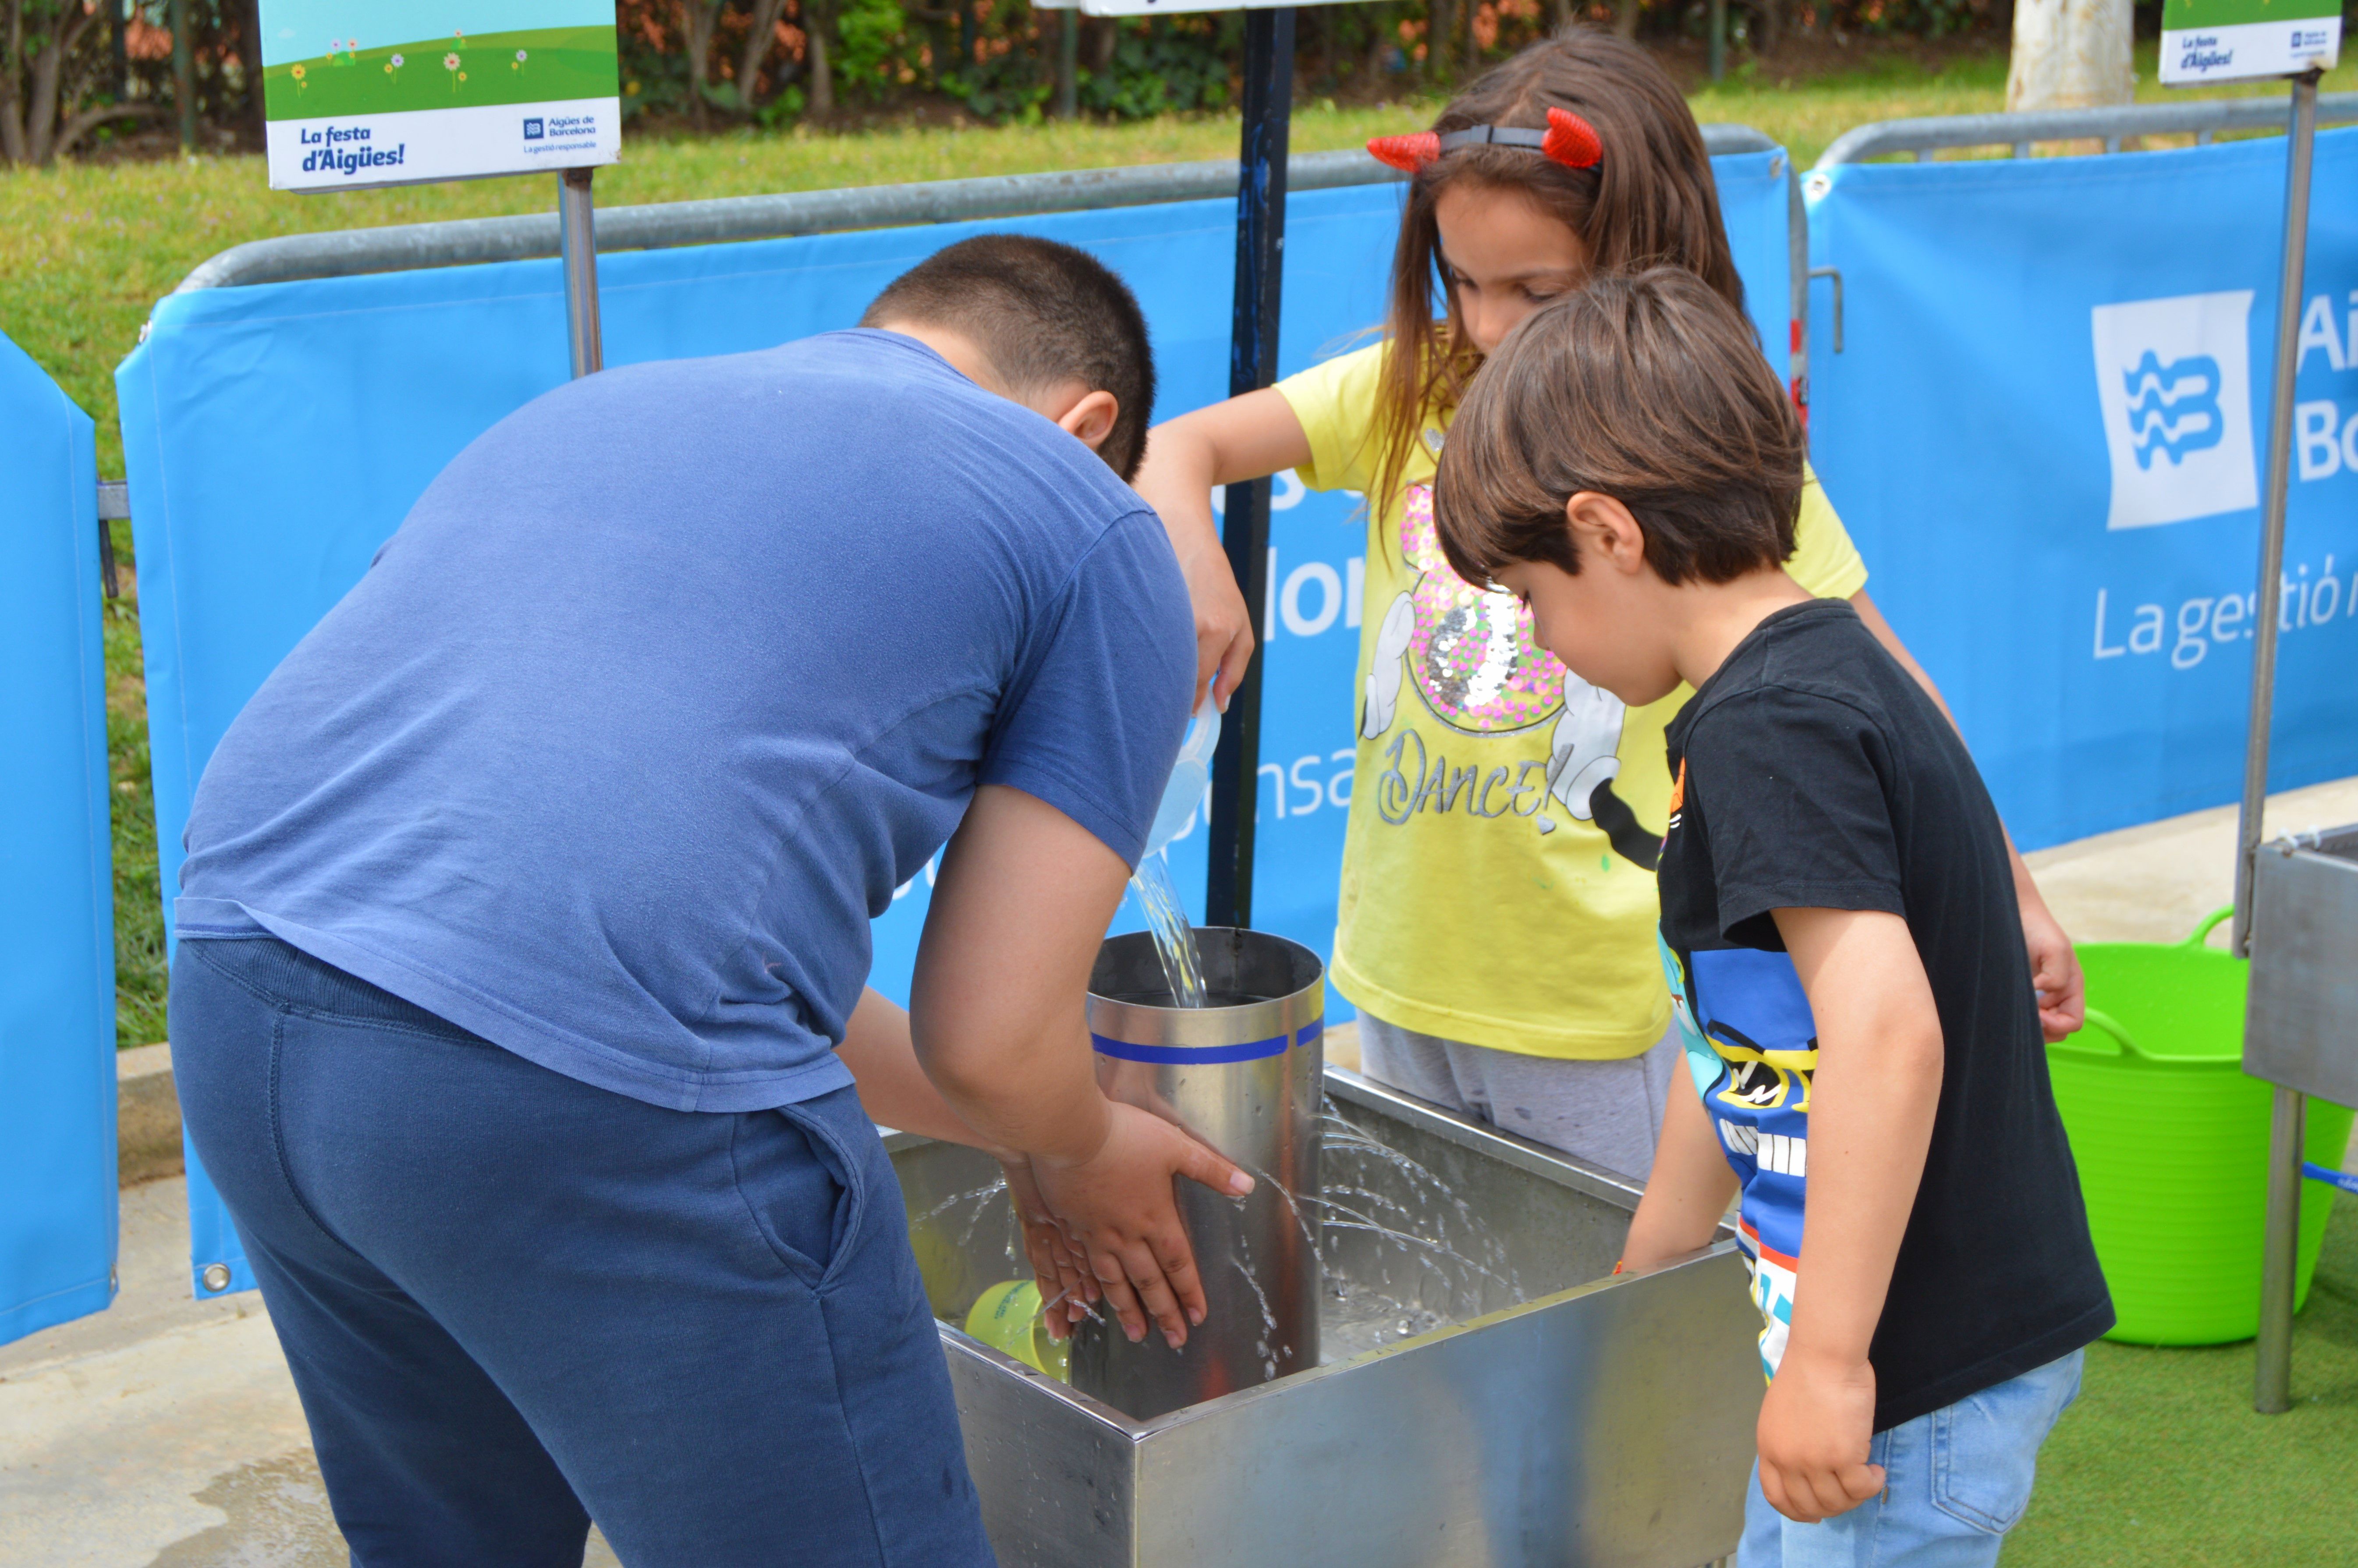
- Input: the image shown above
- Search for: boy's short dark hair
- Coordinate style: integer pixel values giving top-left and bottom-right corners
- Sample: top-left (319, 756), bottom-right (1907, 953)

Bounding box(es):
top-left (1433, 267), bottom-right (1804, 588)
top-left (861, 234), bottom-right (1156, 479)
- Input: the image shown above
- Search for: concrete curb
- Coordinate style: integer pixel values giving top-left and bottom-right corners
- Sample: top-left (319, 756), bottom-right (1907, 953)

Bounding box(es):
top-left (117, 1043), bottom-right (181, 1189)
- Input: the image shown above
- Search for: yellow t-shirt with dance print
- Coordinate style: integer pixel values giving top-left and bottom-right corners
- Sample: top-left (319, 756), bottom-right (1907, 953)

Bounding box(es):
top-left (1277, 341), bottom-right (1869, 1061)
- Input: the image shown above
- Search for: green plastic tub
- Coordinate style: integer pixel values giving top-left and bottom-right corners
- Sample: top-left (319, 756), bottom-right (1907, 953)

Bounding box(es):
top-left (2048, 907), bottom-right (2356, 1345)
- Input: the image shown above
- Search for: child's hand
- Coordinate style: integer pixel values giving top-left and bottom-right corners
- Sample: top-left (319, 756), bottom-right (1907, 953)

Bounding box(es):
top-left (999, 1156), bottom-right (1097, 1340)
top-left (1756, 1349), bottom-right (1884, 1523)
top-left (2018, 896), bottom-right (2086, 1043)
top-left (1028, 1101), bottom-right (1254, 1350)
top-left (1170, 528), bottom-right (1255, 713)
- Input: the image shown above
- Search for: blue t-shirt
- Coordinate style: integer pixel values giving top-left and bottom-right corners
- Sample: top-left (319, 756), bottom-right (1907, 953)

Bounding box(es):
top-left (177, 330), bottom-right (1195, 1113)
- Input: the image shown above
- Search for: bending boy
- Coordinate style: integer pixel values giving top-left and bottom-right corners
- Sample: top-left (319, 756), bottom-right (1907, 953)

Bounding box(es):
top-left (167, 236), bottom-right (1242, 1567)
top-left (1433, 269), bottom-right (2113, 1565)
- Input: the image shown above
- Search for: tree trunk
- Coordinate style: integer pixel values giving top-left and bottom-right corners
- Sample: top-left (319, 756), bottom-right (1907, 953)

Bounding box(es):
top-left (806, 0), bottom-right (835, 117)
top-left (1614, 0), bottom-right (1642, 40)
top-left (683, 0), bottom-right (725, 127)
top-left (239, 0), bottom-right (265, 147)
top-left (1427, 0), bottom-right (1452, 81)
top-left (736, 0), bottom-right (794, 112)
top-left (1, 0), bottom-right (27, 166)
top-left (2005, 0), bottom-right (2131, 111)
top-left (1755, 0), bottom-right (1786, 54)
top-left (18, 0), bottom-right (103, 165)
top-left (1461, 0), bottom-right (1477, 76)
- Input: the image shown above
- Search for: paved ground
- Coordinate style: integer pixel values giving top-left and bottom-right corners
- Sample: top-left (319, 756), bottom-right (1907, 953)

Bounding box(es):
top-left (0, 1180), bottom-right (626, 1568)
top-left (6, 777), bottom-right (2355, 1565)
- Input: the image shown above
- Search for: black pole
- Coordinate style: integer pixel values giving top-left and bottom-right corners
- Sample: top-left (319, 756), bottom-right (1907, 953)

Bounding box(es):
top-left (170, 0), bottom-right (196, 151)
top-left (111, 0), bottom-right (129, 102)
top-left (1205, 7), bottom-right (1293, 930)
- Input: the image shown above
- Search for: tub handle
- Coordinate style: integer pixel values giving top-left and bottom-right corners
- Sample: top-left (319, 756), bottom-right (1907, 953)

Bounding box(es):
top-left (2049, 1007), bottom-right (2145, 1060)
top-left (2181, 905), bottom-right (2236, 949)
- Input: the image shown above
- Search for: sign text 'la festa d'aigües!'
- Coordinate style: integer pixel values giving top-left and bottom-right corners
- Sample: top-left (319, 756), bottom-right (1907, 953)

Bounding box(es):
top-left (260, 0), bottom-right (619, 191)
top-left (2161, 0), bottom-right (2340, 84)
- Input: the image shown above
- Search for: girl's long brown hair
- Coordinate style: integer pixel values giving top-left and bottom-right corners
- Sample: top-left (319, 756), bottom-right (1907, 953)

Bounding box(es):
top-left (1369, 27), bottom-right (1744, 515)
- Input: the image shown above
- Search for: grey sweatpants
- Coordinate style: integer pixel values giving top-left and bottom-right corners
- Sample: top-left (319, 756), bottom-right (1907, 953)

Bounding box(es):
top-left (1358, 1013), bottom-right (1680, 1181)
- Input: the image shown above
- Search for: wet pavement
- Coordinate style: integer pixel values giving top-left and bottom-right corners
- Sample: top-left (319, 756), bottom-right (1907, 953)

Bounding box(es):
top-left (0, 1179), bottom-right (621, 1568)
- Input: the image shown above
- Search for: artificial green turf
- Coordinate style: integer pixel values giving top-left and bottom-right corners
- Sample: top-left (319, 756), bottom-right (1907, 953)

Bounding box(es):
top-left (2008, 1189), bottom-right (2358, 1564)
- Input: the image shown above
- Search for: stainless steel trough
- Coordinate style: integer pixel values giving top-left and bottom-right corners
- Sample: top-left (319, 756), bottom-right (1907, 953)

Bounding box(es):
top-left (889, 1067), bottom-right (1761, 1568)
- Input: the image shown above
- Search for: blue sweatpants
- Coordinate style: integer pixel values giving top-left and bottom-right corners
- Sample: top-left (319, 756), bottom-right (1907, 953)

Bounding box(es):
top-left (170, 935), bottom-right (995, 1568)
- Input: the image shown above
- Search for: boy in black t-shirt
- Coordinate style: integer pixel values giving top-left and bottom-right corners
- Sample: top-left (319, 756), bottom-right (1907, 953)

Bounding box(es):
top-left (1432, 268), bottom-right (2112, 1564)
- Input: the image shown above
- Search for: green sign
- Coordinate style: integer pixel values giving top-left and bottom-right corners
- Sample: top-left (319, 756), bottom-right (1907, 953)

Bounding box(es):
top-left (261, 1), bottom-right (618, 191)
top-left (2161, 0), bottom-right (2340, 85)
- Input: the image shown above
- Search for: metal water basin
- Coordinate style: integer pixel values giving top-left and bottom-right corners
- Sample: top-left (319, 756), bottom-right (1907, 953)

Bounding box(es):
top-left (890, 1068), bottom-right (1760, 1568)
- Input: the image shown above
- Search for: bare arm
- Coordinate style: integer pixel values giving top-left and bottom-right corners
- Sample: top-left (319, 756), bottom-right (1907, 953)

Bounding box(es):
top-left (1756, 905), bottom-right (1944, 1525)
top-left (839, 987), bottom-right (1098, 1327)
top-left (839, 988), bottom-right (992, 1146)
top-left (911, 784), bottom-right (1252, 1350)
top-left (1131, 388), bottom-right (1316, 710)
top-left (1850, 590), bottom-right (2084, 1042)
top-left (1619, 1067), bottom-right (1738, 1272)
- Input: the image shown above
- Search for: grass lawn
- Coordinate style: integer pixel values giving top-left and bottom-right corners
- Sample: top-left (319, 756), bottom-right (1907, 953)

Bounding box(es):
top-left (2011, 1189), bottom-right (2358, 1565)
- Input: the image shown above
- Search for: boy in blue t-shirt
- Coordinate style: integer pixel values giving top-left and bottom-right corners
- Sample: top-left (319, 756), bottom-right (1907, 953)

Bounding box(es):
top-left (1430, 269), bottom-right (2112, 1564)
top-left (168, 236), bottom-right (1245, 1566)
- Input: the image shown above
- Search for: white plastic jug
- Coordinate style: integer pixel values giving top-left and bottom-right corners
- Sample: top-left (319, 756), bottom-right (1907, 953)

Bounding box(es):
top-left (1142, 701), bottom-right (1220, 858)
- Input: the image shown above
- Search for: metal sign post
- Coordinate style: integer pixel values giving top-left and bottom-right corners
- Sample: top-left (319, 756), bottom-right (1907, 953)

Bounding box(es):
top-left (2156, 0), bottom-right (2339, 1413)
top-left (255, 0), bottom-right (621, 383)
top-left (2239, 73), bottom-right (2319, 1417)
top-left (559, 167), bottom-right (604, 377)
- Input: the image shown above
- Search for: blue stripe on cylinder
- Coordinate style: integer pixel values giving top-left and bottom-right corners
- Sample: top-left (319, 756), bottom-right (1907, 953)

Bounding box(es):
top-left (1295, 1020), bottom-right (1323, 1049)
top-left (1090, 1032), bottom-right (1292, 1064)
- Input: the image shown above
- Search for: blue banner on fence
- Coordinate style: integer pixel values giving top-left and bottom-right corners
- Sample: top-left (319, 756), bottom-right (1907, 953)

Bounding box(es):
top-left (1806, 129), bottom-right (2358, 851)
top-left (0, 330), bottom-right (118, 1347)
top-left (120, 154), bottom-right (1788, 1288)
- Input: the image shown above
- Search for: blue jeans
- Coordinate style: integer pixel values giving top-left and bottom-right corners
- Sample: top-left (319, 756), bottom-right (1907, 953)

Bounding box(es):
top-left (1739, 1350), bottom-right (2085, 1568)
top-left (170, 935), bottom-right (994, 1568)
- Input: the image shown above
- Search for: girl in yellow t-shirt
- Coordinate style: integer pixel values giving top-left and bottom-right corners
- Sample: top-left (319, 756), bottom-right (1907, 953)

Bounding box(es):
top-left (1134, 28), bottom-right (2084, 1179)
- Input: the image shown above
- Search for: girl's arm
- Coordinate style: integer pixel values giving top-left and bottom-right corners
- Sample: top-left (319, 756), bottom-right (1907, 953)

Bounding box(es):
top-left (1758, 904), bottom-right (1944, 1525)
top-left (1850, 589), bottom-right (2085, 1043)
top-left (1131, 388), bottom-right (1317, 710)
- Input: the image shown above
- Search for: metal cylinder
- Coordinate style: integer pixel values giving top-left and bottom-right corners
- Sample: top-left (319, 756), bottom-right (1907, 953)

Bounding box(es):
top-left (1069, 927), bottom-right (1323, 1420)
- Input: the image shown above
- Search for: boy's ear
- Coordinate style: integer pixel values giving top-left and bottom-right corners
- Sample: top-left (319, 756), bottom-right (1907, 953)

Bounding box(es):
top-left (1054, 390), bottom-right (1120, 453)
top-left (1564, 493), bottom-right (1648, 576)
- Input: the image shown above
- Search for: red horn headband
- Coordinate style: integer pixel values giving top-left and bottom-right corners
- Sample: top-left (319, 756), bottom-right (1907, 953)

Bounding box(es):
top-left (1366, 107), bottom-right (1603, 174)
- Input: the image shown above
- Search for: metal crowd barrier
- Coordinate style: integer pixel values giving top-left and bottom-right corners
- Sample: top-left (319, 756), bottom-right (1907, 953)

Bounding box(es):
top-left (1814, 90), bottom-right (2358, 167)
top-left (177, 129), bottom-right (1776, 293)
top-left (1801, 93), bottom-right (2358, 353)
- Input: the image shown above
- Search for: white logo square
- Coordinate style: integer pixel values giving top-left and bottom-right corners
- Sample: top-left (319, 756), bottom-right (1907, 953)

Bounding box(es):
top-left (2091, 291), bottom-right (2258, 529)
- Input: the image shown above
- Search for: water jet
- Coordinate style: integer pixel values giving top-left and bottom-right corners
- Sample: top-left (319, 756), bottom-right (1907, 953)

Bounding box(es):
top-left (894, 1035), bottom-right (1760, 1565)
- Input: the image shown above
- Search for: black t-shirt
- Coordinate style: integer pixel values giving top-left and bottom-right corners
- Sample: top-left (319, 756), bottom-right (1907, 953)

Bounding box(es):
top-left (1658, 598), bottom-right (2112, 1432)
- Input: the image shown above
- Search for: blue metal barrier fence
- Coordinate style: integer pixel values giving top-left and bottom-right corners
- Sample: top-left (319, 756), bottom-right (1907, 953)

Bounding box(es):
top-left (0, 330), bottom-right (117, 1349)
top-left (121, 141), bottom-right (1794, 1300)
